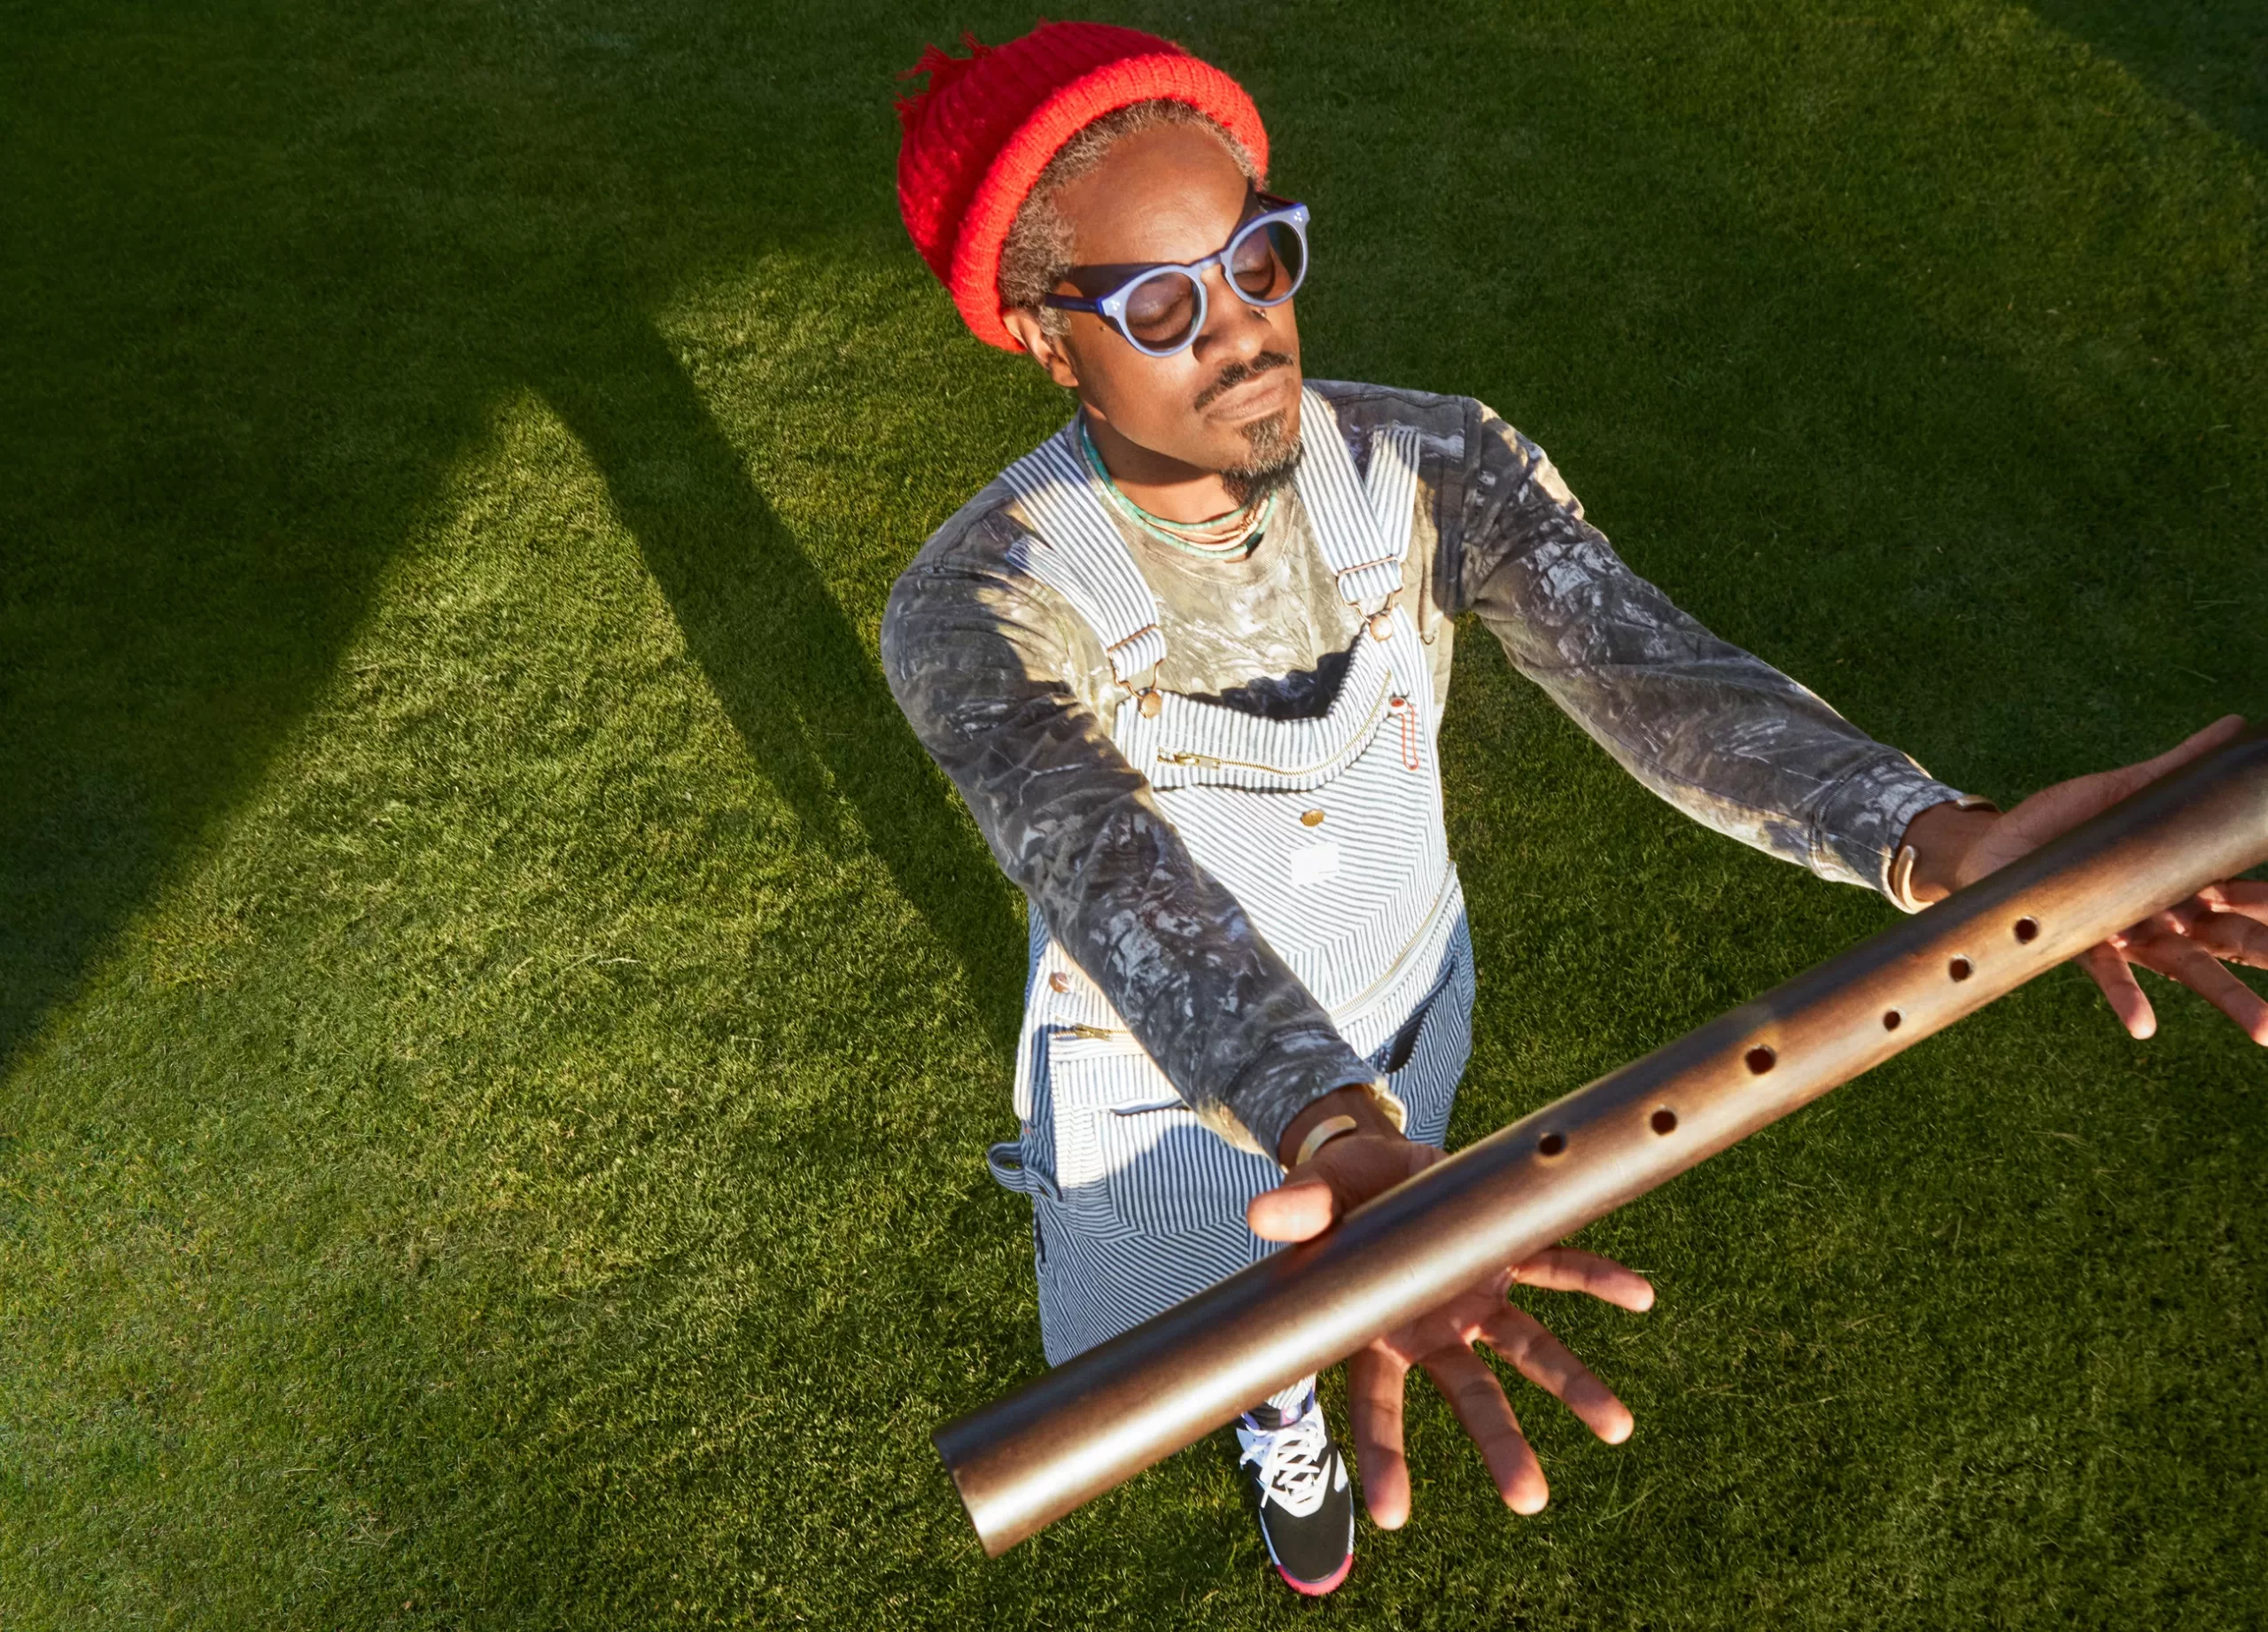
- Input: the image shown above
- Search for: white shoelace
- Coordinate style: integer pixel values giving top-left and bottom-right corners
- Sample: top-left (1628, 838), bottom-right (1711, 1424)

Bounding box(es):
top-left (1236, 1398), bottom-right (1334, 1519)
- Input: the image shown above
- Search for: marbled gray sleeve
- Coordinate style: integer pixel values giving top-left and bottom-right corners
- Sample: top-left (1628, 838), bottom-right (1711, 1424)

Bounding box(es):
top-left (880, 529), bottom-right (1376, 1161)
top-left (1447, 399), bottom-right (1964, 894)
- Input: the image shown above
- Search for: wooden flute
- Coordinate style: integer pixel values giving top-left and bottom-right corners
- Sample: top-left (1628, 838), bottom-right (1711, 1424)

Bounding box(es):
top-left (935, 727), bottom-right (2268, 1556)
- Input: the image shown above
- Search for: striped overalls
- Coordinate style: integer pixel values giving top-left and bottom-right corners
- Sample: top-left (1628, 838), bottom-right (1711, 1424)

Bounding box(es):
top-left (987, 389), bottom-right (1475, 1366)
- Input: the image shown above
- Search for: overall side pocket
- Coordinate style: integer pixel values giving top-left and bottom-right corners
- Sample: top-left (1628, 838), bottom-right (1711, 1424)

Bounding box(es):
top-left (1371, 921), bottom-right (1475, 1151)
top-left (1045, 1032), bottom-right (1279, 1246)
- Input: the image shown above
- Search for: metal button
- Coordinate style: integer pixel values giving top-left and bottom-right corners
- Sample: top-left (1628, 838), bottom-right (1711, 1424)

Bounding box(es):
top-left (1368, 611), bottom-right (1393, 641)
top-left (1300, 809), bottom-right (1325, 828)
top-left (1048, 971), bottom-right (1072, 993)
top-left (1138, 689), bottom-right (1162, 718)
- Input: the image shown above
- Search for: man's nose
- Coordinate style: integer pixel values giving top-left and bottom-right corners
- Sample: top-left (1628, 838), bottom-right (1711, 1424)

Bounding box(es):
top-left (1191, 261), bottom-right (1274, 362)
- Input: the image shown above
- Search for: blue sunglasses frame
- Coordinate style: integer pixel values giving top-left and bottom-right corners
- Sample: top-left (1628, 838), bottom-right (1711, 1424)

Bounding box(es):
top-left (1040, 195), bottom-right (1310, 358)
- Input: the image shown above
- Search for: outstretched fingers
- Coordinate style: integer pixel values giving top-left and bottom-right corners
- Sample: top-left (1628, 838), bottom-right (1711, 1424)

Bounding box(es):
top-left (2179, 908), bottom-right (2268, 971)
top-left (1480, 1304), bottom-right (1635, 1444)
top-left (2196, 880), bottom-right (2268, 927)
top-left (1348, 1257), bottom-right (1651, 1528)
top-left (1348, 1346), bottom-right (1413, 1528)
top-left (2080, 940), bottom-right (2155, 1038)
top-left (1511, 1247), bottom-right (1656, 1311)
top-left (2127, 933), bottom-right (2268, 1044)
top-left (1419, 1343), bottom-right (1549, 1513)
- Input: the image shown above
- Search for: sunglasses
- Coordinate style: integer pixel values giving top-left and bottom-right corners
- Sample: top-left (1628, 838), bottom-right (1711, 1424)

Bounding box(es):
top-left (1041, 194), bottom-right (1310, 358)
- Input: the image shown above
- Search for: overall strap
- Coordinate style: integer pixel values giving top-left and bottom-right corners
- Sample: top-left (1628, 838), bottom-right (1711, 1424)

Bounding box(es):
top-left (1292, 388), bottom-right (1422, 612)
top-left (1000, 396), bottom-right (1425, 682)
top-left (999, 424), bottom-right (1169, 687)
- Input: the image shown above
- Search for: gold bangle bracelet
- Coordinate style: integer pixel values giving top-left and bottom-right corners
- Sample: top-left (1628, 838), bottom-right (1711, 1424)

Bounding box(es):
top-left (1292, 1114), bottom-right (1361, 1170)
top-left (1890, 795), bottom-right (2002, 914)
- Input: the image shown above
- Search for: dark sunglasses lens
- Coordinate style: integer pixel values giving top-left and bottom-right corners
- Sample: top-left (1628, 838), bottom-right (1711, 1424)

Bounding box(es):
top-left (1122, 268), bottom-right (1202, 351)
top-left (1231, 218), bottom-right (1305, 303)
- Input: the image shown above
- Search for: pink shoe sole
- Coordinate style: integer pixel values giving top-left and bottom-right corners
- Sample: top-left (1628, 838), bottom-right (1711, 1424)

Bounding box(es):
top-left (1278, 1553), bottom-right (1353, 1597)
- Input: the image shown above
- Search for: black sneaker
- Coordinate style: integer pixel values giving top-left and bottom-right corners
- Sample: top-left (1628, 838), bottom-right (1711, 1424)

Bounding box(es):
top-left (1235, 1391), bottom-right (1355, 1596)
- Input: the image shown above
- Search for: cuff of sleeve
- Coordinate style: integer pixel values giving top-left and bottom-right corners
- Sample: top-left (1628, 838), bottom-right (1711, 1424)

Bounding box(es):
top-left (1811, 750), bottom-right (1974, 899)
top-left (1217, 1029), bottom-right (1380, 1163)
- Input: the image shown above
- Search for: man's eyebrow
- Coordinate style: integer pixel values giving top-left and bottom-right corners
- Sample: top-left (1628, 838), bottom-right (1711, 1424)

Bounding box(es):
top-left (1061, 188), bottom-right (1268, 284)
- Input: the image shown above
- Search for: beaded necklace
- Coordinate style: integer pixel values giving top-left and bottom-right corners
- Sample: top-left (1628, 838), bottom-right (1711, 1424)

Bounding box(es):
top-left (1078, 418), bottom-right (1274, 561)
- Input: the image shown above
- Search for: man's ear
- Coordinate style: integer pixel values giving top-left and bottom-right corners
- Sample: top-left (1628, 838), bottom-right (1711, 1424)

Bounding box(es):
top-left (1001, 308), bottom-right (1082, 390)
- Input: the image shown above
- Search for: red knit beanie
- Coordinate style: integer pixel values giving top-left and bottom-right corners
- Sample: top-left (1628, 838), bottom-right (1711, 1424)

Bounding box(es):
top-left (896, 22), bottom-right (1269, 352)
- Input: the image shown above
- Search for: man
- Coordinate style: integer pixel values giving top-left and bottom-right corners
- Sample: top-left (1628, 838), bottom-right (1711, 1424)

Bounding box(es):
top-left (882, 22), bottom-right (2266, 1597)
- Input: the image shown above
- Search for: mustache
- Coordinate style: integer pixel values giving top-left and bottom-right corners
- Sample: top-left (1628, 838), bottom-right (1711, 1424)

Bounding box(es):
top-left (1192, 350), bottom-right (1296, 413)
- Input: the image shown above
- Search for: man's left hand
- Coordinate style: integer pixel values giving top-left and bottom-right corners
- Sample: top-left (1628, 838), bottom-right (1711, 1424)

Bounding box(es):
top-left (1903, 714), bottom-right (2268, 1043)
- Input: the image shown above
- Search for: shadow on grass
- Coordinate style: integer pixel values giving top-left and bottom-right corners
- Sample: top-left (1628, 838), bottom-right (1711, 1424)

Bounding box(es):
top-left (0, 0), bottom-right (1023, 1074)
top-left (2026, 0), bottom-right (2267, 151)
top-left (531, 317), bottom-right (1023, 1048)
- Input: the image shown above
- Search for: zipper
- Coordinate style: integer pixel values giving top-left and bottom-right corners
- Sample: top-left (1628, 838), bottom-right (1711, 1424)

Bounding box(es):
top-left (1322, 867), bottom-right (1463, 1021)
top-left (1156, 684), bottom-right (1394, 778)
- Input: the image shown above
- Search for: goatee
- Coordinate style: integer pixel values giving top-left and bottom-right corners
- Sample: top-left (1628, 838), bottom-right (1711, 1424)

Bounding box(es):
top-left (1194, 348), bottom-right (1303, 507)
top-left (1220, 410), bottom-right (1302, 507)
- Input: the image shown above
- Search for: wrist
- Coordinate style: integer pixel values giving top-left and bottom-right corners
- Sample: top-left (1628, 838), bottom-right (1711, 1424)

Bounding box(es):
top-left (1895, 798), bottom-right (2000, 906)
top-left (1276, 1081), bottom-right (1404, 1168)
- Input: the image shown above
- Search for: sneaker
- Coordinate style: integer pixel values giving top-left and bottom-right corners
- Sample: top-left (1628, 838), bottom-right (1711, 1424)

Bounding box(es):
top-left (1236, 1391), bottom-right (1355, 1597)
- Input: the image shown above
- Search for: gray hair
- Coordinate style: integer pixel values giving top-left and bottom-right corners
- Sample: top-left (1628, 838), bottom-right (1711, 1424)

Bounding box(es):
top-left (997, 99), bottom-right (1261, 342)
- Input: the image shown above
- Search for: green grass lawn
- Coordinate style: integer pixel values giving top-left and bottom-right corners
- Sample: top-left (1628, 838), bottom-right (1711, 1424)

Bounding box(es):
top-left (4, 0), bottom-right (2264, 1625)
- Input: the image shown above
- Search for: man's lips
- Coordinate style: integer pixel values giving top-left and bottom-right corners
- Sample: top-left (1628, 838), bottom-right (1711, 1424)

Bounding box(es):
top-left (1201, 366), bottom-right (1295, 421)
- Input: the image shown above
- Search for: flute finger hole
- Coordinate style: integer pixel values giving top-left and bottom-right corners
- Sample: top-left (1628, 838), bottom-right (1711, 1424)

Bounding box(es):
top-left (1649, 1108), bottom-right (1678, 1136)
top-left (1744, 1045), bottom-right (1776, 1075)
top-left (1948, 956), bottom-right (1974, 982)
top-left (2014, 916), bottom-right (2040, 944)
top-left (1537, 1131), bottom-right (1566, 1157)
top-left (1883, 1008), bottom-right (1902, 1030)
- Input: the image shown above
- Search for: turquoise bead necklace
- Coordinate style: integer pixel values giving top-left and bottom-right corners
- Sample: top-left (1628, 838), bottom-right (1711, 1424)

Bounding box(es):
top-left (1078, 416), bottom-right (1276, 561)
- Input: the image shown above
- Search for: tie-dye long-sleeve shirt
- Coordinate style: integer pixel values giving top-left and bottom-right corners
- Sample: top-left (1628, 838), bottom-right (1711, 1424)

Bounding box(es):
top-left (882, 380), bottom-right (1966, 1160)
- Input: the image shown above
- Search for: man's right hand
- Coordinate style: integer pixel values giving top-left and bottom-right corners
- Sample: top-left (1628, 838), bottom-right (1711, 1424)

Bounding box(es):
top-left (1247, 1131), bottom-right (1654, 1527)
